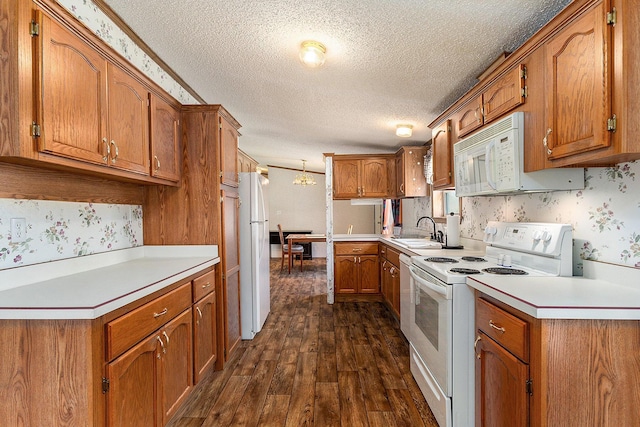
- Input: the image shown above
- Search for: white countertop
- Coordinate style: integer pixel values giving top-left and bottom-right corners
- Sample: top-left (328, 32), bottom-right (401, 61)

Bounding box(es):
top-left (467, 260), bottom-right (640, 320)
top-left (0, 246), bottom-right (219, 320)
top-left (333, 234), bottom-right (485, 257)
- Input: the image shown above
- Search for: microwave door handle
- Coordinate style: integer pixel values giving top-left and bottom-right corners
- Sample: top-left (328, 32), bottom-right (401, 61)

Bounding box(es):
top-left (485, 141), bottom-right (497, 190)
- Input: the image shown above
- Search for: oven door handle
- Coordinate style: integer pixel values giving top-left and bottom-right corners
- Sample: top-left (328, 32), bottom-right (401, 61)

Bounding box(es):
top-left (409, 266), bottom-right (452, 299)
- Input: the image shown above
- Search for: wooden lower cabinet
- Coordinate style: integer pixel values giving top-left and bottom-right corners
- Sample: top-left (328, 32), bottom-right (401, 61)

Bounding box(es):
top-left (380, 245), bottom-right (400, 317)
top-left (107, 309), bottom-right (193, 427)
top-left (334, 242), bottom-right (379, 294)
top-left (475, 330), bottom-right (529, 427)
top-left (193, 291), bottom-right (217, 383)
top-left (475, 292), bottom-right (640, 426)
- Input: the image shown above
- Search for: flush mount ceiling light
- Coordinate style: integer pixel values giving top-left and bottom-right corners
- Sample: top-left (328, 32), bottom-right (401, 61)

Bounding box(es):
top-left (293, 160), bottom-right (317, 186)
top-left (299, 40), bottom-right (326, 68)
top-left (396, 124), bottom-right (413, 138)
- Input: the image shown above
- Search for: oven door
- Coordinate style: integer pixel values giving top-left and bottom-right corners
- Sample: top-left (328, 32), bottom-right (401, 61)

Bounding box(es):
top-left (409, 264), bottom-right (453, 395)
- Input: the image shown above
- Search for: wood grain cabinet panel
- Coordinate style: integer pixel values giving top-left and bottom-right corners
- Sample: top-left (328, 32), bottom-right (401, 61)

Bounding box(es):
top-left (220, 116), bottom-right (240, 187)
top-left (482, 64), bottom-right (526, 124)
top-left (332, 156), bottom-right (392, 199)
top-left (150, 94), bottom-right (181, 182)
top-left (395, 146), bottom-right (428, 198)
top-left (455, 95), bottom-right (484, 139)
top-left (543, 2), bottom-right (611, 161)
top-left (334, 242), bottom-right (379, 294)
top-left (431, 120), bottom-right (453, 190)
top-left (193, 291), bottom-right (217, 383)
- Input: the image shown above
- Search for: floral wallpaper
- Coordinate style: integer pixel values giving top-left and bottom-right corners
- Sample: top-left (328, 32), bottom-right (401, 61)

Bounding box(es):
top-left (56, 0), bottom-right (199, 105)
top-left (0, 200), bottom-right (143, 270)
top-left (457, 161), bottom-right (640, 273)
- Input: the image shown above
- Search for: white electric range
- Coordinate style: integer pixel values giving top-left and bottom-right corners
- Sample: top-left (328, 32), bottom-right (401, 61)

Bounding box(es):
top-left (408, 221), bottom-right (573, 427)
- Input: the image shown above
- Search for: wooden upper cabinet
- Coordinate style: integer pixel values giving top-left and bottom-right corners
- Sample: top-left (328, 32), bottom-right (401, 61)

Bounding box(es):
top-left (333, 156), bottom-right (390, 199)
top-left (360, 158), bottom-right (389, 197)
top-left (37, 10), bottom-right (109, 166)
top-left (238, 149), bottom-right (259, 173)
top-left (220, 116), bottom-right (240, 187)
top-left (150, 94), bottom-right (181, 183)
top-left (395, 146), bottom-right (428, 198)
top-left (455, 95), bottom-right (484, 139)
top-left (483, 64), bottom-right (526, 124)
top-left (431, 120), bottom-right (454, 189)
top-left (544, 2), bottom-right (611, 162)
top-left (106, 63), bottom-right (150, 175)
top-left (455, 65), bottom-right (525, 140)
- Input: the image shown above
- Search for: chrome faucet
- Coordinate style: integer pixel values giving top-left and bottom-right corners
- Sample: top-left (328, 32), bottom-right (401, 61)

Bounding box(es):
top-left (416, 216), bottom-right (437, 241)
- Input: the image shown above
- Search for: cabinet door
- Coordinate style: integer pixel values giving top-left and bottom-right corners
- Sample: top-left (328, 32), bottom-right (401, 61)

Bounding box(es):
top-left (381, 260), bottom-right (390, 301)
top-left (37, 10), bottom-right (108, 165)
top-left (150, 94), bottom-right (181, 182)
top-left (432, 120), bottom-right (453, 189)
top-left (395, 155), bottom-right (405, 197)
top-left (221, 188), bottom-right (241, 359)
top-left (335, 255), bottom-right (358, 293)
top-left (399, 147), bottom-right (428, 197)
top-left (219, 116), bottom-right (239, 187)
top-left (390, 264), bottom-right (400, 315)
top-left (482, 64), bottom-right (526, 124)
top-left (475, 332), bottom-right (529, 427)
top-left (544, 3), bottom-right (611, 160)
top-left (333, 158), bottom-right (360, 199)
top-left (106, 63), bottom-right (150, 175)
top-left (106, 333), bottom-right (160, 427)
top-left (455, 95), bottom-right (484, 138)
top-left (360, 158), bottom-right (389, 198)
top-left (159, 309), bottom-right (193, 426)
top-left (193, 292), bottom-right (217, 383)
top-left (358, 255), bottom-right (380, 294)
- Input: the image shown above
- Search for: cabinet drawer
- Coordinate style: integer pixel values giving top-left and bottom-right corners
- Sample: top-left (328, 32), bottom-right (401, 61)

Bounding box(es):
top-left (193, 269), bottom-right (216, 302)
top-left (106, 283), bottom-right (192, 361)
top-left (335, 242), bottom-right (378, 255)
top-left (386, 247), bottom-right (400, 267)
top-left (476, 298), bottom-right (528, 362)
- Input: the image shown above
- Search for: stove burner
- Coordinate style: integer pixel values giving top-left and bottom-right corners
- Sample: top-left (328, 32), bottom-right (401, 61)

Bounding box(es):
top-left (461, 256), bottom-right (486, 262)
top-left (482, 267), bottom-right (528, 275)
top-left (449, 268), bottom-right (482, 274)
top-left (425, 257), bottom-right (459, 263)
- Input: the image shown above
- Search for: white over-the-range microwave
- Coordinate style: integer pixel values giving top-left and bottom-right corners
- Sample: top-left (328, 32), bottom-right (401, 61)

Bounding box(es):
top-left (453, 112), bottom-right (584, 197)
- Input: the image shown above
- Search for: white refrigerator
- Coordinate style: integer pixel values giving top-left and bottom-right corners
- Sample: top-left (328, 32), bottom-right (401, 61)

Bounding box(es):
top-left (239, 172), bottom-right (270, 339)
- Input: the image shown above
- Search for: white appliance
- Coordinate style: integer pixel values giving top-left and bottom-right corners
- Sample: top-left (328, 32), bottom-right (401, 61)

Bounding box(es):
top-left (399, 253), bottom-right (412, 338)
top-left (409, 221), bottom-right (573, 427)
top-left (453, 112), bottom-right (584, 197)
top-left (239, 172), bottom-right (270, 340)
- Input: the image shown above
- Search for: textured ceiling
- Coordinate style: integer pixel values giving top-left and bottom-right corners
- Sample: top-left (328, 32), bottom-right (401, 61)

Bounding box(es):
top-left (103, 0), bottom-right (571, 173)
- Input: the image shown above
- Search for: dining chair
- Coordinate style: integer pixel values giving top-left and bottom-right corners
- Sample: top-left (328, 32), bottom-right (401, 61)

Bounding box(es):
top-left (278, 224), bottom-right (305, 273)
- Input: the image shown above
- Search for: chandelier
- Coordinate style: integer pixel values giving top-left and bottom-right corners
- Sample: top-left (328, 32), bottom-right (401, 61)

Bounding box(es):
top-left (293, 160), bottom-right (317, 186)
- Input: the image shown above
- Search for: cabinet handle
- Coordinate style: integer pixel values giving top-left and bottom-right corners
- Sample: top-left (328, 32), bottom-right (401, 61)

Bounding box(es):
top-left (474, 107), bottom-right (481, 123)
top-left (357, 187), bottom-right (362, 197)
top-left (162, 331), bottom-right (170, 347)
top-left (102, 138), bottom-right (110, 162)
top-left (361, 186), bottom-right (365, 196)
top-left (474, 335), bottom-right (482, 359)
top-left (156, 335), bottom-right (166, 355)
top-left (352, 248), bottom-right (362, 252)
top-left (400, 183), bottom-right (404, 193)
top-left (153, 308), bottom-right (168, 318)
top-left (154, 155), bottom-right (160, 171)
top-left (542, 128), bottom-right (553, 155)
top-left (196, 306), bottom-right (203, 319)
top-left (202, 282), bottom-right (212, 289)
top-left (110, 140), bottom-right (119, 164)
top-left (354, 256), bottom-right (357, 263)
top-left (489, 320), bottom-right (506, 333)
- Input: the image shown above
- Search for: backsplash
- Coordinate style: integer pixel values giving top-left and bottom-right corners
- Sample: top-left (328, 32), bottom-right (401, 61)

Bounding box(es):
top-left (57, 0), bottom-right (198, 105)
top-left (458, 161), bottom-right (639, 272)
top-left (0, 200), bottom-right (143, 270)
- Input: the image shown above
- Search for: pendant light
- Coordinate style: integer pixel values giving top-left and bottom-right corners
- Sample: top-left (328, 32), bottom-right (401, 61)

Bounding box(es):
top-left (293, 160), bottom-right (317, 186)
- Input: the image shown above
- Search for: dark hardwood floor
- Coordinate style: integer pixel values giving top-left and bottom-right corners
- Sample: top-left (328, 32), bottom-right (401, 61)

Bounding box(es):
top-left (168, 258), bottom-right (438, 426)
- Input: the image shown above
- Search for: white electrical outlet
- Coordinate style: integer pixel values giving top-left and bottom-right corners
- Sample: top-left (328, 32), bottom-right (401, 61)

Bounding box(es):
top-left (10, 218), bottom-right (27, 243)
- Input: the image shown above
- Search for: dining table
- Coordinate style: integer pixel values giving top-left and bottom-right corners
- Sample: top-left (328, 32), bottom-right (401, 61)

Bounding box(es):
top-left (285, 233), bottom-right (326, 273)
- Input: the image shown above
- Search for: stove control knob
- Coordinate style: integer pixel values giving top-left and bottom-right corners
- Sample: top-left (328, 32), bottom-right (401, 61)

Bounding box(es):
top-left (541, 231), bottom-right (552, 242)
top-left (532, 230), bottom-right (543, 241)
top-left (485, 226), bottom-right (497, 236)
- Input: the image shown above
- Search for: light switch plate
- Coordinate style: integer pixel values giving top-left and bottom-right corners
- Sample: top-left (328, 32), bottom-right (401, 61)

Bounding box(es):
top-left (10, 218), bottom-right (27, 243)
